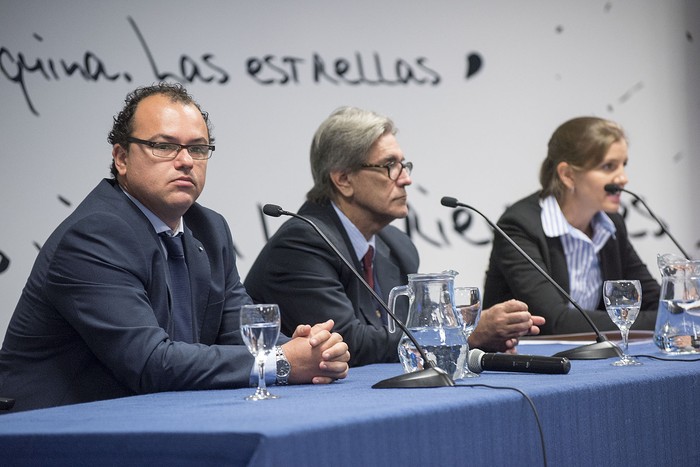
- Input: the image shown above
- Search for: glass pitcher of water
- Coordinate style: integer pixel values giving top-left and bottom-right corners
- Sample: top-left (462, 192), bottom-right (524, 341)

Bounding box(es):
top-left (387, 271), bottom-right (470, 380)
top-left (654, 254), bottom-right (700, 354)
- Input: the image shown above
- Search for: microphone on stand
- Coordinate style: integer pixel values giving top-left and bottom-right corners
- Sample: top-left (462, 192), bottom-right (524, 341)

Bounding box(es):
top-left (261, 204), bottom-right (455, 388)
top-left (604, 184), bottom-right (692, 260)
top-left (440, 196), bottom-right (622, 360)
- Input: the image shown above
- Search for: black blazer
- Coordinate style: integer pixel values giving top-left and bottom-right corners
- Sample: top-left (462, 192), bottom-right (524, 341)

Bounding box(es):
top-left (483, 192), bottom-right (660, 334)
top-left (0, 179), bottom-right (259, 412)
top-left (245, 201), bottom-right (419, 366)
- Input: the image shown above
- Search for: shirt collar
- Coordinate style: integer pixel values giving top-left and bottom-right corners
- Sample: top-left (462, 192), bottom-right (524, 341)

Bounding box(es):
top-left (119, 184), bottom-right (184, 236)
top-left (331, 201), bottom-right (376, 262)
top-left (540, 195), bottom-right (616, 239)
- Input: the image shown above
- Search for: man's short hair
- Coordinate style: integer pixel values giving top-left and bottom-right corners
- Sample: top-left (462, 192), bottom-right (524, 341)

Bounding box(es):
top-left (307, 106), bottom-right (396, 204)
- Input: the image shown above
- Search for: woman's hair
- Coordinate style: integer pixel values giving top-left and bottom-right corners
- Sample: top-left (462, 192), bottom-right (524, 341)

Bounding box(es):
top-left (306, 106), bottom-right (396, 204)
top-left (539, 117), bottom-right (626, 199)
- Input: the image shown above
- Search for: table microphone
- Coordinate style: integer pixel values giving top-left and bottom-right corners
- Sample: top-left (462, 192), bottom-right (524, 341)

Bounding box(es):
top-left (467, 349), bottom-right (571, 374)
top-left (261, 204), bottom-right (455, 389)
top-left (440, 196), bottom-right (622, 360)
top-left (604, 183), bottom-right (692, 260)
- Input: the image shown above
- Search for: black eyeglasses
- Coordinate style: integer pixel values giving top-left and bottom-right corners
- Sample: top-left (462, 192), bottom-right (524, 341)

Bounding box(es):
top-left (126, 137), bottom-right (215, 160)
top-left (359, 160), bottom-right (413, 181)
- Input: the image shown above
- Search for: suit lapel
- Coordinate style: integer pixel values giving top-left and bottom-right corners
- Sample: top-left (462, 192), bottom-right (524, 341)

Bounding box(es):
top-left (329, 220), bottom-right (385, 326)
top-left (306, 203), bottom-right (385, 327)
top-left (105, 181), bottom-right (175, 332)
top-left (546, 235), bottom-right (570, 293)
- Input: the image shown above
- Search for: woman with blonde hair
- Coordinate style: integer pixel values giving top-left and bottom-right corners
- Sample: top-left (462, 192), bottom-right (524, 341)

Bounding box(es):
top-left (483, 117), bottom-right (659, 334)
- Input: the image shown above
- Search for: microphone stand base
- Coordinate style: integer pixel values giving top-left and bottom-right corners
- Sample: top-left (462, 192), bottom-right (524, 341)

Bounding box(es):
top-left (552, 339), bottom-right (623, 360)
top-left (372, 367), bottom-right (455, 389)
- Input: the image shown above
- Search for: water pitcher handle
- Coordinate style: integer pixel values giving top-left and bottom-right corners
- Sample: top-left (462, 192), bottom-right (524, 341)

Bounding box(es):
top-left (386, 285), bottom-right (409, 333)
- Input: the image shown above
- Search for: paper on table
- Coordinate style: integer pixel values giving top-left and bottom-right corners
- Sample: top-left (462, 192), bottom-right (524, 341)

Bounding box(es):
top-left (519, 330), bottom-right (654, 346)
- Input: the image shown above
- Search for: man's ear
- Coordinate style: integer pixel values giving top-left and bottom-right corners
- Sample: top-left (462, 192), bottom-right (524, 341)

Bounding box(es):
top-left (112, 144), bottom-right (128, 176)
top-left (556, 161), bottom-right (575, 190)
top-left (330, 170), bottom-right (354, 198)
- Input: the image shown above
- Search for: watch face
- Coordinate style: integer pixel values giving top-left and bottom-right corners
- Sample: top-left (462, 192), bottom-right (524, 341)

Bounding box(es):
top-left (275, 347), bottom-right (291, 384)
top-left (277, 358), bottom-right (291, 377)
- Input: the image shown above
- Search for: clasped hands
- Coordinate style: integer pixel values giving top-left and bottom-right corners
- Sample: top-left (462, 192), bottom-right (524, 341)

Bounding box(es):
top-left (281, 319), bottom-right (350, 384)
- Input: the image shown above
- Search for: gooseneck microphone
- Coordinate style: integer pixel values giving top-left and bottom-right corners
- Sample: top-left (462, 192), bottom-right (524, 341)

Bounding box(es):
top-left (440, 196), bottom-right (622, 360)
top-left (604, 184), bottom-right (691, 260)
top-left (467, 349), bottom-right (571, 374)
top-left (262, 204), bottom-right (455, 388)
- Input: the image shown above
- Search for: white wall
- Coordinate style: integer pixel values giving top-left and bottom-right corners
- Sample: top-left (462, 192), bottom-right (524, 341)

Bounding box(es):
top-left (1, 0), bottom-right (698, 339)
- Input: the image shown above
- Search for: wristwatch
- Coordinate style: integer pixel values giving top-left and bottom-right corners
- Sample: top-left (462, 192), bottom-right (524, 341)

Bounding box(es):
top-left (275, 346), bottom-right (291, 385)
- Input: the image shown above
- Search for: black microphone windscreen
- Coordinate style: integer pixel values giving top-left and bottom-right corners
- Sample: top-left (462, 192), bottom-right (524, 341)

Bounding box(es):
top-left (604, 184), bottom-right (622, 194)
top-left (262, 204), bottom-right (284, 217)
top-left (440, 196), bottom-right (459, 208)
top-left (467, 348), bottom-right (571, 374)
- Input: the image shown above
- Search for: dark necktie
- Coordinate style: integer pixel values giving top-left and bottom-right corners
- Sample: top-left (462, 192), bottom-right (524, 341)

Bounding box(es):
top-left (362, 246), bottom-right (386, 324)
top-left (362, 246), bottom-right (375, 290)
top-left (160, 233), bottom-right (194, 343)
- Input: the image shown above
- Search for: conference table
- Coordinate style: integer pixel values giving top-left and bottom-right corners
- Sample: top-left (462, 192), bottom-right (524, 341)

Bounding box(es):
top-left (1, 338), bottom-right (698, 467)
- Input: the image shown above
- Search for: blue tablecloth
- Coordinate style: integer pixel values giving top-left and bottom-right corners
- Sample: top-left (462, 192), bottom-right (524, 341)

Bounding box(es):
top-left (1, 341), bottom-right (699, 466)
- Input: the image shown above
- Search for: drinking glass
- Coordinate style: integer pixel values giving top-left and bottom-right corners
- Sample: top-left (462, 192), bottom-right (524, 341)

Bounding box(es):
top-left (603, 280), bottom-right (642, 366)
top-left (454, 287), bottom-right (482, 338)
top-left (454, 286), bottom-right (482, 378)
top-left (240, 304), bottom-right (281, 400)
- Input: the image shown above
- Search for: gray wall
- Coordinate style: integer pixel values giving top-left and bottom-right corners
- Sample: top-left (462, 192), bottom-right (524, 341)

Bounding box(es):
top-left (1, 0), bottom-right (698, 338)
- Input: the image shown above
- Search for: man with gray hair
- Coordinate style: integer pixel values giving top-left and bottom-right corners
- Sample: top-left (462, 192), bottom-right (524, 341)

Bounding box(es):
top-left (245, 106), bottom-right (544, 367)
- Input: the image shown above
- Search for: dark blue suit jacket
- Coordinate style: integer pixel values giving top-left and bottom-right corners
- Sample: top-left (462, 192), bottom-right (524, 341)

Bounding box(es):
top-left (0, 179), bottom-right (259, 412)
top-left (245, 201), bottom-right (418, 367)
top-left (483, 192), bottom-right (660, 334)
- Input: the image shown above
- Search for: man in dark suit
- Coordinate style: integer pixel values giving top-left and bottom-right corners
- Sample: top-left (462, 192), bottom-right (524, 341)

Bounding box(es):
top-left (0, 83), bottom-right (349, 413)
top-left (245, 107), bottom-right (544, 367)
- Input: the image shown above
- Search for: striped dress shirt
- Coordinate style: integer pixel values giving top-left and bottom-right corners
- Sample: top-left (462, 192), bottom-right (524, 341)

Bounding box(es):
top-left (540, 196), bottom-right (616, 310)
